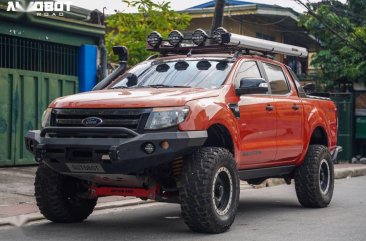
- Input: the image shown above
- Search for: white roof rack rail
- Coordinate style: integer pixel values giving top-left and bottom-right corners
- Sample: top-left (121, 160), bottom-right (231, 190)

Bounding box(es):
top-left (212, 27), bottom-right (308, 57)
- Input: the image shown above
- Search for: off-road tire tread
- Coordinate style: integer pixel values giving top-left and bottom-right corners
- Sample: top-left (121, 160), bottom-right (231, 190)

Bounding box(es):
top-left (178, 147), bottom-right (239, 233)
top-left (35, 163), bottom-right (97, 223)
top-left (295, 145), bottom-right (334, 208)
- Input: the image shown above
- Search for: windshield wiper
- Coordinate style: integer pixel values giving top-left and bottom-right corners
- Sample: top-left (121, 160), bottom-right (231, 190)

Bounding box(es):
top-left (143, 84), bottom-right (191, 88)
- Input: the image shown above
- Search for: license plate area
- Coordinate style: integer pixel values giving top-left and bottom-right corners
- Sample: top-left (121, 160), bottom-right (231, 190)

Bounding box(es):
top-left (67, 148), bottom-right (93, 162)
top-left (66, 163), bottom-right (105, 173)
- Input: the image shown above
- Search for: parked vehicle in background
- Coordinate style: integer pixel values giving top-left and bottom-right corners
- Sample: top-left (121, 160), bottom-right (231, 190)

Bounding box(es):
top-left (25, 28), bottom-right (341, 233)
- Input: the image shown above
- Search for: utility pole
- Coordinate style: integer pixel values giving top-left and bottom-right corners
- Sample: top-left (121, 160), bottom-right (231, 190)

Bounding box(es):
top-left (210, 0), bottom-right (226, 34)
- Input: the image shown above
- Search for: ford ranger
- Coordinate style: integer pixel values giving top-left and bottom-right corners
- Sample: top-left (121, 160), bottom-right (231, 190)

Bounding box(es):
top-left (25, 28), bottom-right (341, 233)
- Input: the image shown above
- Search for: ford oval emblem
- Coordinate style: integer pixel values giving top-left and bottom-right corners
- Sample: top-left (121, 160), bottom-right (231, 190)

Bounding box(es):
top-left (81, 117), bottom-right (103, 127)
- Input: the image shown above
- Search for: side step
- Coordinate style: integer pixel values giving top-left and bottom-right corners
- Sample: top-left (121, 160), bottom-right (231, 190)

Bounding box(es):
top-left (238, 165), bottom-right (295, 180)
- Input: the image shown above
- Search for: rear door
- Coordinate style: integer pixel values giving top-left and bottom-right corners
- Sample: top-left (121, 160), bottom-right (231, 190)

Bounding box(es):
top-left (261, 61), bottom-right (303, 164)
top-left (236, 60), bottom-right (277, 169)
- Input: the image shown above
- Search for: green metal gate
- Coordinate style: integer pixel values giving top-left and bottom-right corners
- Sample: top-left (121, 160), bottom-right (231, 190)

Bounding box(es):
top-left (0, 33), bottom-right (79, 166)
top-left (330, 93), bottom-right (354, 162)
top-left (0, 69), bottom-right (78, 166)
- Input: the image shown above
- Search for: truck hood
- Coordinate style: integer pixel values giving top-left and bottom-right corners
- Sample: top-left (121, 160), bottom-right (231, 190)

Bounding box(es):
top-left (50, 88), bottom-right (220, 108)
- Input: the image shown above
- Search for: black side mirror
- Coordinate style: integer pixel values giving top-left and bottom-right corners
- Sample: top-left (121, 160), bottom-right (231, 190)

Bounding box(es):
top-left (236, 77), bottom-right (269, 95)
top-left (126, 73), bottom-right (138, 87)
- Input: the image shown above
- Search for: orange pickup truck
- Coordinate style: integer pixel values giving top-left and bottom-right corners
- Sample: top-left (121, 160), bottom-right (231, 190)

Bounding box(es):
top-left (25, 28), bottom-right (341, 233)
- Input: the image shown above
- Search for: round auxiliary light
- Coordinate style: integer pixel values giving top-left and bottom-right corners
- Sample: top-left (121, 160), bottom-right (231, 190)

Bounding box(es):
top-left (147, 31), bottom-right (162, 48)
top-left (143, 143), bottom-right (155, 154)
top-left (168, 30), bottom-right (184, 47)
top-left (192, 28), bottom-right (208, 46)
top-left (212, 27), bottom-right (229, 44)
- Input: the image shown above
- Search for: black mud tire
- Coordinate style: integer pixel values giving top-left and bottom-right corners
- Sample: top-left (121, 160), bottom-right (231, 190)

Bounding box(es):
top-left (295, 145), bottom-right (334, 208)
top-left (35, 163), bottom-right (97, 223)
top-left (178, 147), bottom-right (240, 233)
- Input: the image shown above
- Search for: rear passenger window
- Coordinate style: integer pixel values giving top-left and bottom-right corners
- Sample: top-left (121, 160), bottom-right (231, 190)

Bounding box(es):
top-left (263, 63), bottom-right (290, 95)
top-left (234, 61), bottom-right (262, 85)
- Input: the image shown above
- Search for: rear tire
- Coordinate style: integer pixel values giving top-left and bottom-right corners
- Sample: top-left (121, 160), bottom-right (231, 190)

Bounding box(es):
top-left (178, 147), bottom-right (240, 233)
top-left (295, 145), bottom-right (334, 208)
top-left (35, 163), bottom-right (97, 223)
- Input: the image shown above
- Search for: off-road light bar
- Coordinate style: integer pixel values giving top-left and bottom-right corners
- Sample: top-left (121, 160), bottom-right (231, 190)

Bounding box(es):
top-left (192, 29), bottom-right (208, 46)
top-left (147, 31), bottom-right (163, 48)
top-left (212, 27), bottom-right (308, 57)
top-left (168, 30), bottom-right (184, 47)
top-left (146, 28), bottom-right (308, 57)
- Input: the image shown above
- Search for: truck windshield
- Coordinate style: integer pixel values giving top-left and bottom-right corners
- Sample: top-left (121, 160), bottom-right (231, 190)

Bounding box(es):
top-left (110, 60), bottom-right (233, 89)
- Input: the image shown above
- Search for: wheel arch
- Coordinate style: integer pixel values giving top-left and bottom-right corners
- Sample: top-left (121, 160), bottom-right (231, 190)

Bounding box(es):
top-left (204, 124), bottom-right (235, 155)
top-left (309, 126), bottom-right (329, 147)
top-left (297, 125), bottom-right (330, 166)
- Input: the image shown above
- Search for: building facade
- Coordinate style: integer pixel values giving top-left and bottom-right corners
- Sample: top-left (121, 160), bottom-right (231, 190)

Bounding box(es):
top-left (181, 0), bottom-right (320, 80)
top-left (0, 0), bottom-right (105, 166)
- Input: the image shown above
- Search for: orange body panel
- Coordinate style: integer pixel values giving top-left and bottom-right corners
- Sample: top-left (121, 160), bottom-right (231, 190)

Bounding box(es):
top-left (48, 55), bottom-right (337, 170)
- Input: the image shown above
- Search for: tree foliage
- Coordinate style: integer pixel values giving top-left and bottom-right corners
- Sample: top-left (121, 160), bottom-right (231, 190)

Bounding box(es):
top-left (105, 0), bottom-right (191, 65)
top-left (297, 0), bottom-right (366, 86)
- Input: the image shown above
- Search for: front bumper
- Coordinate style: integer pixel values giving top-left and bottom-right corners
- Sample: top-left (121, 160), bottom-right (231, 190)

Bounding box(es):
top-left (25, 127), bottom-right (207, 174)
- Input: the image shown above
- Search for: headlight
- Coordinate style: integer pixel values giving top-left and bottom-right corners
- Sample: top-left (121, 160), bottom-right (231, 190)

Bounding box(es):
top-left (41, 108), bottom-right (52, 128)
top-left (145, 106), bottom-right (189, 130)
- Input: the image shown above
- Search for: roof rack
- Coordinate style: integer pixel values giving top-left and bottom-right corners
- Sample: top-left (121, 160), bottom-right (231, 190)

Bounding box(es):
top-left (146, 27), bottom-right (308, 58)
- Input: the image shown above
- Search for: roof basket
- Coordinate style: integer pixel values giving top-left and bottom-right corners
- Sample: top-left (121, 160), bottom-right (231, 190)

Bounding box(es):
top-left (146, 27), bottom-right (308, 58)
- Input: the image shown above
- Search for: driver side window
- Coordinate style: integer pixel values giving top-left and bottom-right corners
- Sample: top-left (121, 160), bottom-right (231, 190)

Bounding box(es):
top-left (234, 61), bottom-right (262, 87)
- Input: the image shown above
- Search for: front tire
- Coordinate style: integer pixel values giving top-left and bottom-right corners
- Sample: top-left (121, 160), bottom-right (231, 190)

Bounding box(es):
top-left (295, 145), bottom-right (334, 208)
top-left (35, 163), bottom-right (97, 223)
top-left (178, 147), bottom-right (240, 233)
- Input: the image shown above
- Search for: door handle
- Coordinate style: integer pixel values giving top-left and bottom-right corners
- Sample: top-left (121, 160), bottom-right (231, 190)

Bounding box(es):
top-left (266, 105), bottom-right (274, 111)
top-left (292, 104), bottom-right (300, 110)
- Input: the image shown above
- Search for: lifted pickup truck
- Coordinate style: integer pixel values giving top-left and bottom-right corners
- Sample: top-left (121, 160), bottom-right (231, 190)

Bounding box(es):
top-left (25, 28), bottom-right (340, 233)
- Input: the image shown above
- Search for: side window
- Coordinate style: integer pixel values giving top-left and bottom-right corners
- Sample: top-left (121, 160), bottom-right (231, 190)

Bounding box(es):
top-left (263, 63), bottom-right (290, 95)
top-left (234, 61), bottom-right (262, 86)
top-left (286, 66), bottom-right (307, 98)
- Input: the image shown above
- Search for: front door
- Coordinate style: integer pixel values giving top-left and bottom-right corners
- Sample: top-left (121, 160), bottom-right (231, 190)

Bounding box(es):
top-left (235, 61), bottom-right (277, 169)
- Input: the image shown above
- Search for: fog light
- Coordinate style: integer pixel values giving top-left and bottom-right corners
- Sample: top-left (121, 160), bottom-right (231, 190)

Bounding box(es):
top-left (161, 141), bottom-right (170, 150)
top-left (143, 143), bottom-right (155, 154)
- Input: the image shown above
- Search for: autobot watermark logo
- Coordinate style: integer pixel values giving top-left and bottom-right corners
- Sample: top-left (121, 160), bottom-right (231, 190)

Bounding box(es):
top-left (7, 1), bottom-right (72, 16)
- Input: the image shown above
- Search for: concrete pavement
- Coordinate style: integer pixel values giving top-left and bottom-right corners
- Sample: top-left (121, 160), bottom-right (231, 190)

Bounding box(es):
top-left (0, 163), bottom-right (365, 228)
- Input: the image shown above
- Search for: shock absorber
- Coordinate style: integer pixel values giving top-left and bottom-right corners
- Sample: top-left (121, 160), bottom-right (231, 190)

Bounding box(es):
top-left (171, 158), bottom-right (184, 177)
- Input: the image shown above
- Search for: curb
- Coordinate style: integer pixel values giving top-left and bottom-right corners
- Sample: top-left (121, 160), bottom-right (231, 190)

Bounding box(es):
top-left (0, 198), bottom-right (154, 228)
top-left (334, 166), bottom-right (366, 179)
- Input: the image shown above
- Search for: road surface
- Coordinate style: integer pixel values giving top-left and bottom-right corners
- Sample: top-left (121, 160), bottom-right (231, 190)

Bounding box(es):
top-left (1, 176), bottom-right (365, 241)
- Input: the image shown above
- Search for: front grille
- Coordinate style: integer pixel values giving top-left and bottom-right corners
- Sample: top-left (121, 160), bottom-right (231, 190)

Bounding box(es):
top-left (51, 108), bottom-right (152, 133)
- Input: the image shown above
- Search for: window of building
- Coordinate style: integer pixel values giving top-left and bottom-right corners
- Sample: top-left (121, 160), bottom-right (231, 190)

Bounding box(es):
top-left (256, 33), bottom-right (275, 41)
